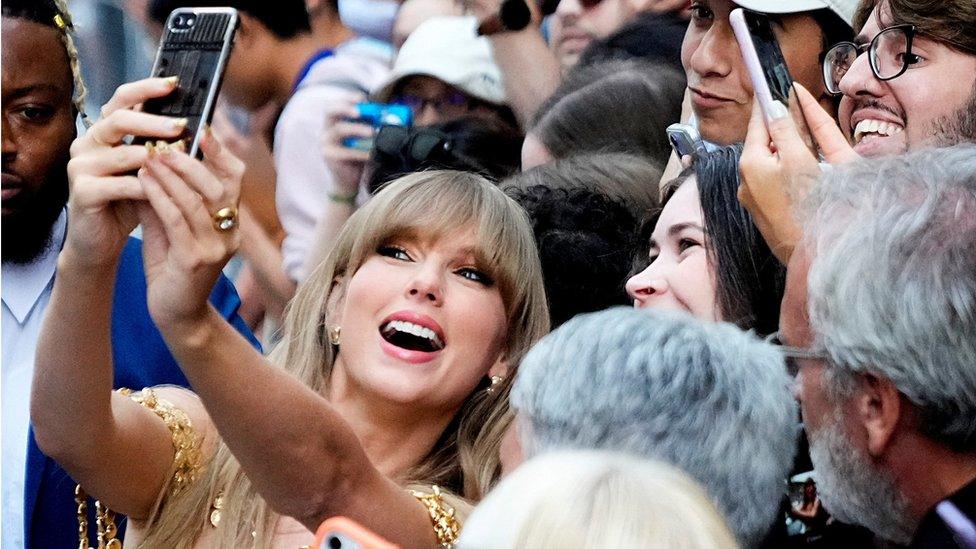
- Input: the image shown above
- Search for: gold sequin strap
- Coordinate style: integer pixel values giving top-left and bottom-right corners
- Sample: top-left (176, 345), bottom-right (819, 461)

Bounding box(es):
top-left (409, 485), bottom-right (460, 548)
top-left (118, 387), bottom-right (203, 493)
top-left (74, 388), bottom-right (203, 548)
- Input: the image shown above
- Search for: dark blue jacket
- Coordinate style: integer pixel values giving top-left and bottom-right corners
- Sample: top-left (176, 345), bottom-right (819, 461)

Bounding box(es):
top-left (24, 238), bottom-right (260, 548)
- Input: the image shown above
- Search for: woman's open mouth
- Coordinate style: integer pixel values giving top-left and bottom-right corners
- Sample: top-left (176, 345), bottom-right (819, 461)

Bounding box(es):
top-left (380, 320), bottom-right (444, 353)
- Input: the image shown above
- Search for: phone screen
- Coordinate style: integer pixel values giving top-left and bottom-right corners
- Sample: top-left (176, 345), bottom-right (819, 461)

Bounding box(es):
top-left (741, 10), bottom-right (793, 104)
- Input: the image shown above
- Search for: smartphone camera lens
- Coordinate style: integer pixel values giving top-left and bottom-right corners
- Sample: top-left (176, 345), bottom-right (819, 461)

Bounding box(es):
top-left (174, 15), bottom-right (185, 27)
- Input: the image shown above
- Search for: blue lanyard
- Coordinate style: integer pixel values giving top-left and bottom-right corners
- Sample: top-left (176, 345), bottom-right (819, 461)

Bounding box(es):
top-left (292, 48), bottom-right (335, 93)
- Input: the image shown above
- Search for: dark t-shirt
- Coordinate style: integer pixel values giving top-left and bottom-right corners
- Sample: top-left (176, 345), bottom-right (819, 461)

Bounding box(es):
top-left (910, 477), bottom-right (976, 548)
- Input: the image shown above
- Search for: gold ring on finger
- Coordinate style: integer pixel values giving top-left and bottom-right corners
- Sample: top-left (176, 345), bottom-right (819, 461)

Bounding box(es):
top-left (212, 206), bottom-right (238, 232)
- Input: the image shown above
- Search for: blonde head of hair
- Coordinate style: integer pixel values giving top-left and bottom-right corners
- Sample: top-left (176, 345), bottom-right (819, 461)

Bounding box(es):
top-left (458, 450), bottom-right (740, 549)
top-left (138, 170), bottom-right (550, 548)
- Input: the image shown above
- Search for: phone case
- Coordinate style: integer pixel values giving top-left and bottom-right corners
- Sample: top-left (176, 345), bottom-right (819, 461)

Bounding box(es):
top-left (313, 517), bottom-right (400, 549)
top-left (730, 8), bottom-right (793, 120)
top-left (143, 8), bottom-right (239, 158)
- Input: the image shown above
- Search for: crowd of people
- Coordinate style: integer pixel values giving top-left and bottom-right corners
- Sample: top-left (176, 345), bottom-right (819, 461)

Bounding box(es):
top-left (2, 0), bottom-right (974, 547)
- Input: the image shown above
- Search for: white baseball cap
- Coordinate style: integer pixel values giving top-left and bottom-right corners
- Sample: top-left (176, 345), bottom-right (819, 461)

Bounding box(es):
top-left (733, 0), bottom-right (859, 28)
top-left (372, 16), bottom-right (507, 106)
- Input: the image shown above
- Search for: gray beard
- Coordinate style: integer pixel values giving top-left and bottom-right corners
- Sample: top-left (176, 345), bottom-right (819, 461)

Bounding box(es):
top-left (807, 411), bottom-right (916, 545)
top-left (932, 85), bottom-right (976, 146)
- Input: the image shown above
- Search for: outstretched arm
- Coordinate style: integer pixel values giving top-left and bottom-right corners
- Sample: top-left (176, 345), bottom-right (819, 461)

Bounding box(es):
top-left (30, 78), bottom-right (212, 519)
top-left (140, 136), bottom-right (443, 547)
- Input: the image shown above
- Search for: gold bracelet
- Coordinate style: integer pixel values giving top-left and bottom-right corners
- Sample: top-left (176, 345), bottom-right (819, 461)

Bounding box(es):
top-left (119, 388), bottom-right (203, 494)
top-left (409, 485), bottom-right (460, 548)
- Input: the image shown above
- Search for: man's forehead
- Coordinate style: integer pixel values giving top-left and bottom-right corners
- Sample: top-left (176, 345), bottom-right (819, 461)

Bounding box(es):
top-left (1, 18), bottom-right (72, 95)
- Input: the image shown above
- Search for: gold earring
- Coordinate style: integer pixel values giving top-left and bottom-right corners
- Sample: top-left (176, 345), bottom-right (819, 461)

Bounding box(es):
top-left (328, 326), bottom-right (341, 346)
top-left (487, 375), bottom-right (504, 394)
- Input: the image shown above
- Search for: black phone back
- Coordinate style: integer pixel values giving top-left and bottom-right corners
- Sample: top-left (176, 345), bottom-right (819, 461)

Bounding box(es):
top-left (743, 11), bottom-right (793, 105)
top-left (143, 8), bottom-right (238, 157)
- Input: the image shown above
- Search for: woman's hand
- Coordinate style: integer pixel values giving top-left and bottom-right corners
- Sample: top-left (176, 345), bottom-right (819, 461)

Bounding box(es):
top-left (138, 130), bottom-right (245, 334)
top-left (738, 83), bottom-right (859, 263)
top-left (321, 99), bottom-right (371, 199)
top-left (63, 77), bottom-right (185, 268)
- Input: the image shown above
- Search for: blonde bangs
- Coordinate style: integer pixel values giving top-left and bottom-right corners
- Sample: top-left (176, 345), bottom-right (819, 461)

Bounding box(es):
top-left (346, 171), bottom-right (539, 329)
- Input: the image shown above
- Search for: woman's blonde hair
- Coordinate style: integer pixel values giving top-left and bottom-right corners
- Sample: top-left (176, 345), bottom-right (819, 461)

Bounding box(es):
top-left (458, 450), bottom-right (740, 549)
top-left (139, 171), bottom-right (550, 548)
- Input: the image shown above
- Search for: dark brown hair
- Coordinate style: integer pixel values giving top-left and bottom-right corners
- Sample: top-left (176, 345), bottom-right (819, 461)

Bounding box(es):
top-left (854, 0), bottom-right (976, 56)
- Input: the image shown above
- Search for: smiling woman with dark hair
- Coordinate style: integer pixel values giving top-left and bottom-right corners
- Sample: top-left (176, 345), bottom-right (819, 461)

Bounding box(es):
top-left (627, 145), bottom-right (784, 335)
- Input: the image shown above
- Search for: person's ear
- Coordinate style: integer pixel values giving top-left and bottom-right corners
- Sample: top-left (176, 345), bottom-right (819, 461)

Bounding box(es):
top-left (488, 356), bottom-right (509, 380)
top-left (324, 276), bottom-right (346, 327)
top-left (235, 13), bottom-right (260, 46)
top-left (854, 373), bottom-right (903, 457)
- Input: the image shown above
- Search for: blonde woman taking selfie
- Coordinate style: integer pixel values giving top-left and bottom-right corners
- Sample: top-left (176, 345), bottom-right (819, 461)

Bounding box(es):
top-left (30, 77), bottom-right (549, 548)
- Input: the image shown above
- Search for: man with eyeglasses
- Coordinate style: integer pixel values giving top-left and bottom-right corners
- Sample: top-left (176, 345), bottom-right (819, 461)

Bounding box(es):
top-left (738, 0), bottom-right (976, 264)
top-left (777, 146), bottom-right (976, 547)
top-left (826, 0), bottom-right (976, 156)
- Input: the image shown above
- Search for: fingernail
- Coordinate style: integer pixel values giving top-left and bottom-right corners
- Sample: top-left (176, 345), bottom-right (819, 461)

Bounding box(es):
top-left (156, 140), bottom-right (171, 154)
top-left (768, 100), bottom-right (789, 120)
top-left (172, 118), bottom-right (188, 130)
top-left (165, 76), bottom-right (179, 87)
top-left (145, 141), bottom-right (157, 156)
top-left (170, 139), bottom-right (187, 153)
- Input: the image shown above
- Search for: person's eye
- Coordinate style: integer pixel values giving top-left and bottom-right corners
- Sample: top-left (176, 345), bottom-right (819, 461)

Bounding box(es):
top-left (899, 51), bottom-right (924, 65)
top-left (455, 267), bottom-right (494, 286)
top-left (689, 3), bottom-right (713, 24)
top-left (678, 238), bottom-right (702, 253)
top-left (19, 105), bottom-right (55, 122)
top-left (378, 245), bottom-right (412, 261)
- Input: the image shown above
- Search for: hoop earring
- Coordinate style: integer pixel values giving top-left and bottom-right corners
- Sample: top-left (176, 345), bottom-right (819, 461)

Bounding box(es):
top-left (487, 375), bottom-right (504, 394)
top-left (328, 326), bottom-right (341, 346)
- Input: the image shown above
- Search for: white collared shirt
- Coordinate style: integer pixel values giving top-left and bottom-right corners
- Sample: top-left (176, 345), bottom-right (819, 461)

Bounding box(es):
top-left (2, 210), bottom-right (67, 548)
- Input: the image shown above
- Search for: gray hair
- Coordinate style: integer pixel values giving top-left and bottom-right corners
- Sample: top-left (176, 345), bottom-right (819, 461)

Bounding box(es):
top-left (511, 307), bottom-right (799, 548)
top-left (803, 144), bottom-right (976, 451)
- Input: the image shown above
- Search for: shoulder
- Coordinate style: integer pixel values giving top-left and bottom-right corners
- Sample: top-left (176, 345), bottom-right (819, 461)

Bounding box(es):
top-left (135, 386), bottom-right (220, 455)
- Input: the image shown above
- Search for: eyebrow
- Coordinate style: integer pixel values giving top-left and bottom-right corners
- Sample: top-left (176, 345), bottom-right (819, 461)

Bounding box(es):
top-left (648, 222), bottom-right (704, 250)
top-left (5, 83), bottom-right (67, 100)
top-left (667, 222), bottom-right (704, 238)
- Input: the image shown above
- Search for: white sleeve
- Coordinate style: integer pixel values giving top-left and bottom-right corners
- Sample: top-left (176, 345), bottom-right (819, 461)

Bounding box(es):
top-left (274, 86), bottom-right (362, 282)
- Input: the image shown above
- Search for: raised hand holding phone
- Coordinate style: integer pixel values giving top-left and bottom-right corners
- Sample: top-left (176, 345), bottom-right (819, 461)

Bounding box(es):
top-left (739, 83), bottom-right (859, 263)
top-left (141, 8), bottom-right (238, 158)
top-left (321, 97), bottom-right (373, 198)
top-left (63, 77), bottom-right (186, 269)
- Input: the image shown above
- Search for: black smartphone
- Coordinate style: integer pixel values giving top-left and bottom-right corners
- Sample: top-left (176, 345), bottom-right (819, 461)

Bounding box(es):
top-left (730, 8), bottom-right (793, 116)
top-left (142, 8), bottom-right (239, 158)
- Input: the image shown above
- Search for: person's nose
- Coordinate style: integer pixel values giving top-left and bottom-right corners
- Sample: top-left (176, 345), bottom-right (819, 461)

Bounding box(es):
top-left (414, 103), bottom-right (441, 126)
top-left (838, 49), bottom-right (884, 100)
top-left (556, 0), bottom-right (582, 19)
top-left (625, 261), bottom-right (670, 307)
top-left (405, 262), bottom-right (444, 306)
top-left (688, 23), bottom-right (735, 80)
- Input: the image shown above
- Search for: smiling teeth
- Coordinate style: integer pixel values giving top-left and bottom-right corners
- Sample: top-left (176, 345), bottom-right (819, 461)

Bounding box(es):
top-left (853, 119), bottom-right (904, 144)
top-left (383, 320), bottom-right (443, 349)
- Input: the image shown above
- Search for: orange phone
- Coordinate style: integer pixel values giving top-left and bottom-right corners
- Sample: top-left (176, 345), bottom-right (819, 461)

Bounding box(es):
top-left (314, 517), bottom-right (400, 549)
